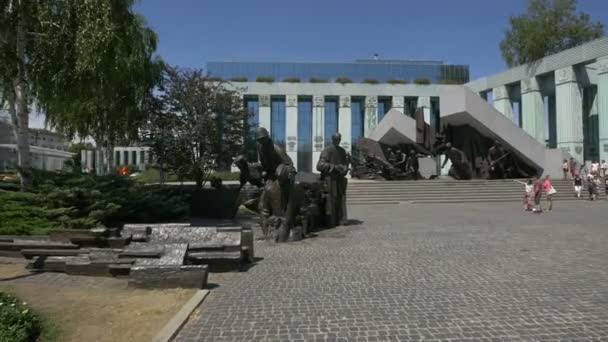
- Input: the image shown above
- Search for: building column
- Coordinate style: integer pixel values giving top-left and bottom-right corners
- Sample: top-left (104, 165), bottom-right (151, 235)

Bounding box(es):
top-left (118, 148), bottom-right (124, 165)
top-left (392, 96), bottom-right (404, 114)
top-left (492, 85), bottom-right (513, 119)
top-left (364, 96), bottom-right (378, 137)
top-left (417, 96), bottom-right (431, 125)
top-left (338, 95), bottom-right (352, 153)
top-left (81, 150), bottom-right (87, 172)
top-left (135, 148), bottom-right (142, 168)
top-left (258, 95), bottom-right (271, 132)
top-left (555, 66), bottom-right (584, 162)
top-left (312, 95), bottom-right (325, 172)
top-left (86, 150), bottom-right (94, 171)
top-left (95, 149), bottom-right (103, 175)
top-left (598, 58), bottom-right (608, 162)
top-left (521, 77), bottom-right (545, 143)
top-left (285, 95), bottom-right (298, 167)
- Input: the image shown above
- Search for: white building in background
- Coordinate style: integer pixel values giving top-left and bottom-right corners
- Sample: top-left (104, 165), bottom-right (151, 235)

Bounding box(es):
top-left (0, 116), bottom-right (73, 172)
top-left (80, 146), bottom-right (151, 175)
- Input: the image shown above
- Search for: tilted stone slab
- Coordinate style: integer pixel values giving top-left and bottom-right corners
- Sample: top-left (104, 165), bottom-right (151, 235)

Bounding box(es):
top-left (120, 243), bottom-right (164, 259)
top-left (21, 249), bottom-right (86, 259)
top-left (26, 256), bottom-right (89, 273)
top-left (134, 243), bottom-right (187, 266)
top-left (149, 226), bottom-right (242, 248)
top-left (49, 228), bottom-right (118, 243)
top-left (129, 265), bottom-right (208, 289)
top-left (187, 250), bottom-right (243, 272)
top-left (0, 241), bottom-right (79, 251)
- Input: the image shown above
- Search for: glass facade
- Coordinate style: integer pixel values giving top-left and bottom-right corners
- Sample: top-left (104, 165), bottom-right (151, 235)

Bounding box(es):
top-left (351, 98), bottom-right (365, 157)
top-left (244, 97), bottom-right (259, 161)
top-left (271, 97), bottom-right (286, 148)
top-left (377, 98), bottom-right (392, 122)
top-left (208, 60), bottom-right (469, 84)
top-left (297, 97), bottom-right (313, 172)
top-left (404, 97), bottom-right (418, 117)
top-left (324, 97), bottom-right (339, 146)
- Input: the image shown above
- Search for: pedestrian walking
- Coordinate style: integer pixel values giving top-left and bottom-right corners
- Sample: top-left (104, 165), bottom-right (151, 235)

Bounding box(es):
top-left (602, 160), bottom-right (607, 177)
top-left (543, 175), bottom-right (555, 211)
top-left (569, 157), bottom-right (578, 178)
top-left (591, 160), bottom-right (600, 177)
top-left (562, 159), bottom-right (569, 180)
top-left (588, 175), bottom-right (598, 201)
top-left (532, 176), bottom-right (544, 213)
top-left (573, 174), bottom-right (583, 198)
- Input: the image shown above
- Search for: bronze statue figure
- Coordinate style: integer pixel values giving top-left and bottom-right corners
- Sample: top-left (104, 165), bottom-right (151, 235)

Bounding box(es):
top-left (487, 140), bottom-right (507, 179)
top-left (255, 127), bottom-right (297, 242)
top-left (317, 132), bottom-right (349, 228)
top-left (441, 142), bottom-right (472, 180)
top-left (406, 149), bottom-right (420, 180)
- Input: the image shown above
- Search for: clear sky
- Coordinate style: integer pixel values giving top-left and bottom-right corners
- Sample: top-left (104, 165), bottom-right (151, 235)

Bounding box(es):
top-left (136, 0), bottom-right (608, 79)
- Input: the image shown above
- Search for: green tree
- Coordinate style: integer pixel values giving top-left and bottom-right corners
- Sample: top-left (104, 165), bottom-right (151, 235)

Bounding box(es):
top-left (141, 66), bottom-right (250, 190)
top-left (500, 0), bottom-right (604, 67)
top-left (0, 0), bottom-right (161, 190)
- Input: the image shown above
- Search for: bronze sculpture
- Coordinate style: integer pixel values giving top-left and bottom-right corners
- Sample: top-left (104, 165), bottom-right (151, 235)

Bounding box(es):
top-left (317, 132), bottom-right (349, 227)
top-left (441, 142), bottom-right (472, 180)
top-left (487, 140), bottom-right (507, 179)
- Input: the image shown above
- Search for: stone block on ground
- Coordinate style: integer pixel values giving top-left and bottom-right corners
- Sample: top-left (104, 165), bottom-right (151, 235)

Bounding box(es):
top-left (49, 228), bottom-right (118, 243)
top-left (26, 256), bottom-right (89, 273)
top-left (119, 243), bottom-right (164, 259)
top-left (21, 249), bottom-right (86, 259)
top-left (129, 265), bottom-right (208, 289)
top-left (134, 243), bottom-right (187, 266)
top-left (69, 236), bottom-right (131, 248)
top-left (186, 250), bottom-right (243, 272)
top-left (149, 226), bottom-right (242, 248)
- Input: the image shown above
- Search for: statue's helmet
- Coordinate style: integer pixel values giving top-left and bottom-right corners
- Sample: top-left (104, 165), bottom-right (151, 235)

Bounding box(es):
top-left (331, 132), bottom-right (341, 144)
top-left (256, 127), bottom-right (270, 141)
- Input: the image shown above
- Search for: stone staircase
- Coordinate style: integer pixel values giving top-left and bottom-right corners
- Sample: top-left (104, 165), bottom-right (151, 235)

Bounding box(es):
top-left (347, 179), bottom-right (605, 205)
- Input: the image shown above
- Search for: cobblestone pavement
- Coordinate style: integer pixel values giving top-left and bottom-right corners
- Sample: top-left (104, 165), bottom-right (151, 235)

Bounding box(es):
top-left (176, 202), bottom-right (608, 342)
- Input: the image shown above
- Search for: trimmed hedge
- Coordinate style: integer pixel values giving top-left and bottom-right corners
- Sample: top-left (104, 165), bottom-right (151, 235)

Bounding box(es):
top-left (255, 76), bottom-right (274, 83)
top-left (205, 76), bottom-right (223, 82)
top-left (0, 292), bottom-right (43, 342)
top-left (387, 79), bottom-right (407, 84)
top-left (309, 77), bottom-right (328, 83)
top-left (229, 77), bottom-right (248, 82)
top-left (362, 79), bottom-right (379, 84)
top-left (282, 77), bottom-right (301, 83)
top-left (335, 76), bottom-right (352, 84)
top-left (413, 77), bottom-right (432, 85)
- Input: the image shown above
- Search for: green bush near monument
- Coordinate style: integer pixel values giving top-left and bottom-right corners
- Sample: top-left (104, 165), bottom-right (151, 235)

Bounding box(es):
top-left (0, 292), bottom-right (43, 342)
top-left (0, 170), bottom-right (190, 235)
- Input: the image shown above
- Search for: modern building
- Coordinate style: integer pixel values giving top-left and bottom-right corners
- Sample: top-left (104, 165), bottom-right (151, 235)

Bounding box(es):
top-left (207, 59), bottom-right (469, 84)
top-left (204, 37), bottom-right (608, 175)
top-left (0, 116), bottom-right (73, 172)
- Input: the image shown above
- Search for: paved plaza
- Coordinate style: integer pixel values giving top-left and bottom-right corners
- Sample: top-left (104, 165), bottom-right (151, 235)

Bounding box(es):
top-left (176, 202), bottom-right (608, 342)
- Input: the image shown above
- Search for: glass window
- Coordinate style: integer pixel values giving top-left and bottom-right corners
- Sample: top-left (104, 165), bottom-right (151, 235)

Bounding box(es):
top-left (115, 151), bottom-right (120, 166)
top-left (123, 151), bottom-right (129, 165)
top-left (132, 151), bottom-right (137, 165)
top-left (244, 97), bottom-right (259, 162)
top-left (404, 97), bottom-right (418, 117)
top-left (324, 97), bottom-right (339, 146)
top-left (271, 97), bottom-right (286, 148)
top-left (377, 97), bottom-right (392, 122)
top-left (297, 97), bottom-right (313, 172)
top-left (351, 98), bottom-right (365, 157)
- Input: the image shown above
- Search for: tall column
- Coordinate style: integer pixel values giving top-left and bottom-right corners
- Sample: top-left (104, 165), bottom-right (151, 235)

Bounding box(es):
top-left (285, 95), bottom-right (298, 167)
top-left (81, 150), bottom-right (87, 171)
top-left (364, 96), bottom-right (378, 137)
top-left (392, 96), bottom-right (404, 113)
top-left (492, 85), bottom-right (513, 119)
top-left (417, 96), bottom-right (431, 125)
top-left (312, 95), bottom-right (325, 172)
top-left (258, 95), bottom-right (271, 132)
top-left (95, 149), bottom-right (103, 175)
top-left (338, 95), bottom-right (352, 153)
top-left (521, 77), bottom-right (545, 143)
top-left (118, 148), bottom-right (125, 165)
top-left (555, 66), bottom-right (584, 162)
top-left (135, 148), bottom-right (141, 168)
top-left (86, 150), bottom-right (94, 171)
top-left (598, 57), bottom-right (608, 162)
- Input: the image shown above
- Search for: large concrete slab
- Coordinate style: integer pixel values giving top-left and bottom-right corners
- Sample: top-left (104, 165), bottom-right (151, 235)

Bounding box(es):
top-left (368, 108), bottom-right (417, 146)
top-left (439, 85), bottom-right (568, 177)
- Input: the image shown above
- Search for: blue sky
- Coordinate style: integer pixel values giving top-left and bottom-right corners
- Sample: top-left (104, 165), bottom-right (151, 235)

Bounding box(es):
top-left (136, 0), bottom-right (608, 79)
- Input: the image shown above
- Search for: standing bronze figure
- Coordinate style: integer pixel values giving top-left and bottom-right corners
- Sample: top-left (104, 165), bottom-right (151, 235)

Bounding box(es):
top-left (256, 127), bottom-right (297, 242)
top-left (441, 143), bottom-right (472, 180)
top-left (487, 140), bottom-right (507, 179)
top-left (317, 132), bottom-right (349, 228)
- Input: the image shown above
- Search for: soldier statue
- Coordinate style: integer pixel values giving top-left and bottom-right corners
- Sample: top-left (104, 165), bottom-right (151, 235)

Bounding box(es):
top-left (441, 143), bottom-right (472, 180)
top-left (317, 132), bottom-right (349, 228)
top-left (487, 140), bottom-right (507, 179)
top-left (255, 127), bottom-right (297, 242)
top-left (406, 149), bottom-right (420, 180)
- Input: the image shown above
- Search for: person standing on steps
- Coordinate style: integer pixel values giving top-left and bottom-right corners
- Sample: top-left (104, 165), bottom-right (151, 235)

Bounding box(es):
top-left (573, 174), bottom-right (583, 198)
top-left (602, 160), bottom-right (608, 178)
top-left (569, 157), bottom-right (578, 179)
top-left (562, 159), bottom-right (569, 180)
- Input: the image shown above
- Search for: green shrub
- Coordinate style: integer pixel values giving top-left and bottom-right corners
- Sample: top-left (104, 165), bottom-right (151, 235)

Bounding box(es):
top-left (206, 76), bottom-right (223, 82)
top-left (0, 292), bottom-right (43, 342)
top-left (229, 77), bottom-right (248, 82)
top-left (387, 79), bottom-right (407, 84)
top-left (335, 76), bottom-right (352, 84)
top-left (282, 77), bottom-right (300, 83)
top-left (255, 76), bottom-right (274, 83)
top-left (309, 77), bottom-right (328, 83)
top-left (362, 79), bottom-right (379, 84)
top-left (413, 77), bottom-right (432, 85)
